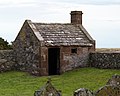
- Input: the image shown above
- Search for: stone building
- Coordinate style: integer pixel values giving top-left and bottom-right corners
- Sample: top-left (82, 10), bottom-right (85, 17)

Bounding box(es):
top-left (13, 11), bottom-right (95, 76)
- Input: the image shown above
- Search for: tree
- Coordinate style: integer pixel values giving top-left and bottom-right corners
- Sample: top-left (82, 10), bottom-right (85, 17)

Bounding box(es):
top-left (0, 37), bottom-right (12, 50)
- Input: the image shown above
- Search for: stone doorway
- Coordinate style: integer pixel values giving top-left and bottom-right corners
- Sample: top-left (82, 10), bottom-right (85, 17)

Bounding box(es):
top-left (48, 48), bottom-right (60, 75)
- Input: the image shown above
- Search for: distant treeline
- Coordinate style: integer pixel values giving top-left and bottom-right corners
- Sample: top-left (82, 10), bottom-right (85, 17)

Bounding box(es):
top-left (0, 37), bottom-right (12, 50)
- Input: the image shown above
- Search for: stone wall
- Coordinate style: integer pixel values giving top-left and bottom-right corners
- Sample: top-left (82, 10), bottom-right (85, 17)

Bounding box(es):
top-left (90, 52), bottom-right (120, 69)
top-left (0, 50), bottom-right (15, 72)
top-left (13, 20), bottom-right (41, 76)
top-left (62, 52), bottom-right (89, 72)
top-left (39, 46), bottom-right (91, 76)
top-left (1, 49), bottom-right (120, 75)
top-left (60, 46), bottom-right (91, 73)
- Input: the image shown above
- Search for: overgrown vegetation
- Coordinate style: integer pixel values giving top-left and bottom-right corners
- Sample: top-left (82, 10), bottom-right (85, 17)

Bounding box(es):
top-left (0, 68), bottom-right (120, 96)
top-left (0, 37), bottom-right (12, 50)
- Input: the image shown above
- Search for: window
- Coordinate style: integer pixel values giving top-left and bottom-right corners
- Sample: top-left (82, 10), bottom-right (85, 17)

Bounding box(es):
top-left (71, 48), bottom-right (77, 54)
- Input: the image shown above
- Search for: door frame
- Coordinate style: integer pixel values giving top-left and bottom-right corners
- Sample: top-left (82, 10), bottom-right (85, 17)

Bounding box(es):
top-left (48, 48), bottom-right (60, 75)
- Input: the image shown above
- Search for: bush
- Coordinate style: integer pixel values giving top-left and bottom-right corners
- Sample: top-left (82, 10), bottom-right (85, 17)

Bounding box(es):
top-left (0, 37), bottom-right (12, 50)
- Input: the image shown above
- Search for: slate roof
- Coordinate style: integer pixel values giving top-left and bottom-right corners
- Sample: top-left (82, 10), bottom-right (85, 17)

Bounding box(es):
top-left (28, 20), bottom-right (94, 46)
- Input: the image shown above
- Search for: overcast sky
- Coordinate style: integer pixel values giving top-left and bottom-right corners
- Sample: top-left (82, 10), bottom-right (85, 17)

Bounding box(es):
top-left (0, 0), bottom-right (120, 48)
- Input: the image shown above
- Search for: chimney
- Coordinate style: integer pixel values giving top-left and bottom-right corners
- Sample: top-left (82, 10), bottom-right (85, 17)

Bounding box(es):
top-left (70, 11), bottom-right (83, 24)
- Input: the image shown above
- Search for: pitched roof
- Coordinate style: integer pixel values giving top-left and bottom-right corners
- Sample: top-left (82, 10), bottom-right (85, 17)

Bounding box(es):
top-left (28, 20), bottom-right (94, 46)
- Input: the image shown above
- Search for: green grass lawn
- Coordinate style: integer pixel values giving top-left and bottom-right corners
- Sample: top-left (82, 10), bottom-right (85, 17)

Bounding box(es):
top-left (0, 68), bottom-right (120, 96)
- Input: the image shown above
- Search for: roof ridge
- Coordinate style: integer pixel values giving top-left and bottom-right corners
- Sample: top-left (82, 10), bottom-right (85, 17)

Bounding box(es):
top-left (33, 23), bottom-right (73, 25)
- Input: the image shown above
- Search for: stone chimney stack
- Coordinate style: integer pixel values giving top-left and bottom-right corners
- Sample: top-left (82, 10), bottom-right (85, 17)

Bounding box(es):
top-left (70, 11), bottom-right (83, 24)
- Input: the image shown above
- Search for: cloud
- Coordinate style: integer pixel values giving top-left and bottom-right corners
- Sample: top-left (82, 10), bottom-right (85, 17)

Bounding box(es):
top-left (0, 0), bottom-right (120, 48)
top-left (0, 0), bottom-right (38, 7)
top-left (49, 0), bottom-right (120, 5)
top-left (104, 19), bottom-right (120, 22)
top-left (84, 0), bottom-right (120, 5)
top-left (0, 0), bottom-right (34, 3)
top-left (0, 0), bottom-right (120, 8)
top-left (1, 0), bottom-right (120, 8)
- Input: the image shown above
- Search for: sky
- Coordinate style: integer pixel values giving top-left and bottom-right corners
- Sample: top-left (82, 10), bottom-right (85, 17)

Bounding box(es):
top-left (0, 0), bottom-right (120, 48)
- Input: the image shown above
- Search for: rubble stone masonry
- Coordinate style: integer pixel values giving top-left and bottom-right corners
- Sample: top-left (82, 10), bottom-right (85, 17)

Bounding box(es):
top-left (0, 50), bottom-right (120, 74)
top-left (90, 52), bottom-right (120, 69)
top-left (0, 50), bottom-right (15, 72)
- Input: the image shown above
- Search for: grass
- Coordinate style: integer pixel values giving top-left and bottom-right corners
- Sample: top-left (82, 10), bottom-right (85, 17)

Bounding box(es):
top-left (96, 48), bottom-right (120, 52)
top-left (0, 68), bottom-right (120, 96)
